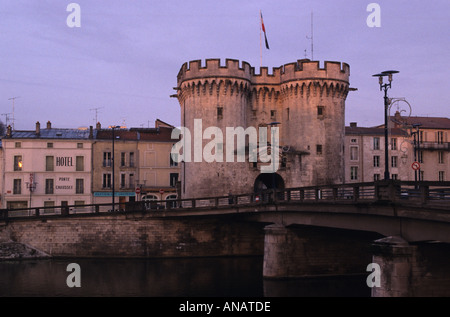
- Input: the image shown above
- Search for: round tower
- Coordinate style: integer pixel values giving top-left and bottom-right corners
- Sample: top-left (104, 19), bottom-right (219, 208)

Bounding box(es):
top-left (176, 59), bottom-right (254, 198)
top-left (174, 58), bottom-right (350, 199)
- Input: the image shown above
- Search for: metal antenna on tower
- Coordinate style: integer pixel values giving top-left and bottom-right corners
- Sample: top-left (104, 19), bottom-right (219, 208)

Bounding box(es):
top-left (306, 11), bottom-right (314, 60)
top-left (8, 96), bottom-right (20, 130)
top-left (1, 113), bottom-right (11, 127)
top-left (90, 107), bottom-right (104, 125)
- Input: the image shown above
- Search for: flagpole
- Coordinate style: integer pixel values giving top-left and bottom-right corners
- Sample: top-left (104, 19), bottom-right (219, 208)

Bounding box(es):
top-left (260, 10), bottom-right (262, 67)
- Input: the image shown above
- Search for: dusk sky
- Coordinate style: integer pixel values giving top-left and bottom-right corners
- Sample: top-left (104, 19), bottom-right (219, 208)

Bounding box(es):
top-left (1, 1), bottom-right (448, 130)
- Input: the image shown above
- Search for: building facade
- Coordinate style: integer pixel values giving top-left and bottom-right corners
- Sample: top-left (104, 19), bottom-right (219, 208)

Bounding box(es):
top-left (1, 120), bottom-right (180, 210)
top-left (2, 122), bottom-right (94, 210)
top-left (91, 120), bottom-right (180, 205)
top-left (345, 115), bottom-right (450, 183)
top-left (173, 58), bottom-right (351, 198)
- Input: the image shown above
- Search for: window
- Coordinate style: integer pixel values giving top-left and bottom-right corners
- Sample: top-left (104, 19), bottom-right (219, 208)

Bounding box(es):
top-left (270, 110), bottom-right (276, 120)
top-left (46, 156), bottom-right (54, 171)
top-left (77, 143), bottom-right (83, 148)
top-left (120, 173), bottom-right (126, 188)
top-left (14, 155), bottom-right (23, 171)
top-left (76, 179), bottom-right (84, 194)
top-left (317, 106), bottom-right (324, 116)
top-left (350, 167), bottom-right (358, 180)
top-left (373, 156), bottom-right (380, 167)
top-left (286, 108), bottom-right (290, 120)
top-left (374, 174), bottom-right (381, 181)
top-left (15, 142), bottom-right (21, 148)
top-left (217, 107), bottom-right (223, 119)
top-left (437, 131), bottom-right (444, 144)
top-left (439, 171), bottom-right (445, 182)
top-left (76, 156), bottom-right (84, 171)
top-left (13, 179), bottom-right (21, 195)
top-left (316, 144), bottom-right (323, 155)
top-left (170, 153), bottom-right (178, 167)
top-left (373, 137), bottom-right (380, 150)
top-left (170, 173), bottom-right (179, 187)
top-left (350, 146), bottom-right (358, 161)
top-left (129, 173), bottom-right (135, 188)
top-left (47, 143), bottom-right (53, 148)
top-left (103, 152), bottom-right (112, 167)
top-left (121, 152), bottom-right (126, 167)
top-left (351, 139), bottom-right (357, 143)
top-left (391, 174), bottom-right (398, 180)
top-left (438, 151), bottom-right (444, 164)
top-left (391, 138), bottom-right (397, 150)
top-left (44, 201), bottom-right (55, 208)
top-left (129, 152), bottom-right (135, 167)
top-left (102, 173), bottom-right (112, 189)
top-left (391, 156), bottom-right (398, 168)
top-left (45, 179), bottom-right (54, 195)
top-left (43, 201), bottom-right (55, 214)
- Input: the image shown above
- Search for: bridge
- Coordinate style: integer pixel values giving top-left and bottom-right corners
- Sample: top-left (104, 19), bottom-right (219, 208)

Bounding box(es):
top-left (1, 180), bottom-right (450, 297)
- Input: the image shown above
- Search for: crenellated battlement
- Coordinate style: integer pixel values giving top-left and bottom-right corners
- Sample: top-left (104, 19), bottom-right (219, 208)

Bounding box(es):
top-left (177, 58), bottom-right (350, 88)
top-left (174, 57), bottom-right (351, 198)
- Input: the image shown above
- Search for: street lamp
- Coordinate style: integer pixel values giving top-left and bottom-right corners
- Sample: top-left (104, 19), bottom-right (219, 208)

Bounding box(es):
top-left (372, 70), bottom-right (399, 180)
top-left (410, 123), bottom-right (422, 184)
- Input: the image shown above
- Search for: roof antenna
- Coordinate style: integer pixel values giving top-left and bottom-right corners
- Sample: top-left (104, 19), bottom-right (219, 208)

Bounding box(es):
top-left (306, 11), bottom-right (314, 60)
top-left (90, 107), bottom-right (104, 125)
top-left (8, 96), bottom-right (20, 130)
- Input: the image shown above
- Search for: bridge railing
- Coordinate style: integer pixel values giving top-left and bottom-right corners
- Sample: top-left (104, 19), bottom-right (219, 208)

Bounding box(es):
top-left (1, 181), bottom-right (450, 220)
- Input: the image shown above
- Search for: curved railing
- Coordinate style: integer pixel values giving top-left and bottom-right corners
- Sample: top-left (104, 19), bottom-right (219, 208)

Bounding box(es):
top-left (1, 181), bottom-right (449, 220)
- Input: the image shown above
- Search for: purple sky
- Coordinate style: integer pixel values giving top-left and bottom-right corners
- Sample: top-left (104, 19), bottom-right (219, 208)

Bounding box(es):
top-left (1, 0), bottom-right (449, 130)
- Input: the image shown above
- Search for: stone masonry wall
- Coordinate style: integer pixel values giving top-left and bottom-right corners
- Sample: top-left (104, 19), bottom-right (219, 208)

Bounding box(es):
top-left (1, 214), bottom-right (265, 258)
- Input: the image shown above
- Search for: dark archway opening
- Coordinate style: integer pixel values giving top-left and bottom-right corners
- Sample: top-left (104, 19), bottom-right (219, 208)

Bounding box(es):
top-left (254, 173), bottom-right (285, 192)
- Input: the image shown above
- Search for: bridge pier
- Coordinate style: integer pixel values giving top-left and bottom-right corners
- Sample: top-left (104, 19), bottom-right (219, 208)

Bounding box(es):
top-left (263, 224), bottom-right (376, 279)
top-left (371, 236), bottom-right (450, 297)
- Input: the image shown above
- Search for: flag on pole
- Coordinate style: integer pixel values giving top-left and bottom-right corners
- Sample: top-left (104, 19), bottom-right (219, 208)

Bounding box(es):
top-left (260, 11), bottom-right (270, 49)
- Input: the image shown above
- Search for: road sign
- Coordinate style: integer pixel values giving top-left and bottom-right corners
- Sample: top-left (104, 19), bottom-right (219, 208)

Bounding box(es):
top-left (412, 161), bottom-right (421, 171)
top-left (135, 187), bottom-right (141, 194)
top-left (159, 189), bottom-right (164, 195)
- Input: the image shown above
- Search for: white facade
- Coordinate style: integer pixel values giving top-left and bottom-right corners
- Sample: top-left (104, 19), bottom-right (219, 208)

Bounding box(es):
top-left (2, 124), bottom-right (93, 210)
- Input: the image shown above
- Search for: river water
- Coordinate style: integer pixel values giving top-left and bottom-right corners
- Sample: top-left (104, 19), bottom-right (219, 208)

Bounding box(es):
top-left (0, 256), bottom-right (370, 297)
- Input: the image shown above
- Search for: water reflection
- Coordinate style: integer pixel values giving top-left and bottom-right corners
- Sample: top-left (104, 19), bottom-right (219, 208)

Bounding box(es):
top-left (0, 257), bottom-right (369, 297)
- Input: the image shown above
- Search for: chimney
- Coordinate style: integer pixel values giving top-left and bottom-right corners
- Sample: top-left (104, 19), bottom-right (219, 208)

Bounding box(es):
top-left (47, 121), bottom-right (52, 129)
top-left (36, 121), bottom-right (41, 135)
top-left (96, 122), bottom-right (101, 130)
top-left (6, 125), bottom-right (12, 138)
top-left (350, 122), bottom-right (357, 128)
top-left (89, 126), bottom-right (93, 139)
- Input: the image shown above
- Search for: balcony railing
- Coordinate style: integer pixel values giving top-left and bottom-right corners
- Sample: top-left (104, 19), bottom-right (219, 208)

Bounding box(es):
top-left (419, 142), bottom-right (450, 151)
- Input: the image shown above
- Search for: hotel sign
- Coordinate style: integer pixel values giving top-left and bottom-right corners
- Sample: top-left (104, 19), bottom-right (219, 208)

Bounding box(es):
top-left (56, 157), bottom-right (73, 167)
top-left (56, 177), bottom-right (73, 191)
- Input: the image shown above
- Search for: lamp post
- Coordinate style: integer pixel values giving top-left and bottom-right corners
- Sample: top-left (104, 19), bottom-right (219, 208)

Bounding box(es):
top-left (411, 123), bottom-right (422, 184)
top-left (372, 70), bottom-right (399, 180)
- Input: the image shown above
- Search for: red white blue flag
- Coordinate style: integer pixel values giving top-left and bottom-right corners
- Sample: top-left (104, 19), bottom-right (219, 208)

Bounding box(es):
top-left (260, 11), bottom-right (270, 49)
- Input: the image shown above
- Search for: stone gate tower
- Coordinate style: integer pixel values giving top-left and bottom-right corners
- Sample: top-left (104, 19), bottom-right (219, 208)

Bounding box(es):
top-left (174, 58), bottom-right (350, 198)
